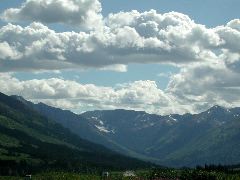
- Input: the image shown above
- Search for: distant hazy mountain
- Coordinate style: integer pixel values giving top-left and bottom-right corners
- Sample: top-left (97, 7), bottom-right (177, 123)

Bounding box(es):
top-left (0, 92), bottom-right (153, 175)
top-left (14, 95), bottom-right (240, 167)
top-left (81, 107), bottom-right (240, 167)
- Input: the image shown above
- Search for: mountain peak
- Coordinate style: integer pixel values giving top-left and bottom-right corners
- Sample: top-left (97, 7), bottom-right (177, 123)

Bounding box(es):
top-left (206, 105), bottom-right (226, 113)
top-left (212, 105), bottom-right (224, 109)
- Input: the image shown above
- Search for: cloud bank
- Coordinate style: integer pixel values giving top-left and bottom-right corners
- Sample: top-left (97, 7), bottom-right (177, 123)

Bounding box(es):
top-left (0, 73), bottom-right (178, 114)
top-left (0, 7), bottom-right (239, 72)
top-left (1, 71), bottom-right (240, 115)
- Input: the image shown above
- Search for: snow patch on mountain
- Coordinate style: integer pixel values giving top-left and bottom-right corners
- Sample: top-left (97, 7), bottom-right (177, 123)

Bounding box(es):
top-left (95, 125), bottom-right (111, 133)
top-left (169, 115), bottom-right (178, 122)
top-left (91, 116), bottom-right (115, 134)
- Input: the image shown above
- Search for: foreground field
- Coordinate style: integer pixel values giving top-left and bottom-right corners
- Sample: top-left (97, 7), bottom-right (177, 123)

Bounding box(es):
top-left (1, 168), bottom-right (240, 180)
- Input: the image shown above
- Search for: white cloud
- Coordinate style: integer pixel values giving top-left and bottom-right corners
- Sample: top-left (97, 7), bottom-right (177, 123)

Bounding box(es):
top-left (99, 64), bottom-right (128, 72)
top-left (0, 73), bottom-right (177, 114)
top-left (227, 19), bottom-right (240, 31)
top-left (1, 0), bottom-right (103, 29)
top-left (2, 65), bottom-right (240, 115)
top-left (0, 42), bottom-right (21, 60)
top-left (0, 4), bottom-right (240, 72)
top-left (0, 12), bottom-right (239, 72)
top-left (167, 62), bottom-right (240, 112)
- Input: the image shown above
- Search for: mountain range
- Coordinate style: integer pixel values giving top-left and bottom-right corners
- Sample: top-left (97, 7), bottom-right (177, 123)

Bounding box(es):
top-left (0, 92), bottom-right (153, 175)
top-left (17, 96), bottom-right (240, 167)
top-left (1, 92), bottom-right (239, 171)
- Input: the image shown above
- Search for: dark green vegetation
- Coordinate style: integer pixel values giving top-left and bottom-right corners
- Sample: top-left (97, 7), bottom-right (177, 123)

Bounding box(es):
top-left (28, 99), bottom-right (240, 167)
top-left (1, 165), bottom-right (240, 180)
top-left (0, 92), bottom-right (153, 176)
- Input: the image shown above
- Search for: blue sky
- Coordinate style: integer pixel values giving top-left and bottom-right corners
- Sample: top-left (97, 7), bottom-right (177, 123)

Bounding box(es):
top-left (0, 0), bottom-right (239, 114)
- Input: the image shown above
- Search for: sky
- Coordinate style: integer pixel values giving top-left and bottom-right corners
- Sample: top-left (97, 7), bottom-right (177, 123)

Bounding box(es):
top-left (0, 0), bottom-right (240, 115)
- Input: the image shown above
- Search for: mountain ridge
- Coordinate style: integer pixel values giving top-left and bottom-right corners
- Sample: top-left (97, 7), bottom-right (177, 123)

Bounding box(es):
top-left (0, 92), bottom-right (154, 175)
top-left (10, 95), bottom-right (240, 167)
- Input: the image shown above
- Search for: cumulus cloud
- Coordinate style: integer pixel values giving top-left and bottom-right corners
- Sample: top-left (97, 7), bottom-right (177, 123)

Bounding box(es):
top-left (1, 0), bottom-right (103, 29)
top-left (0, 42), bottom-right (20, 59)
top-left (0, 73), bottom-right (179, 114)
top-left (0, 10), bottom-right (239, 72)
top-left (227, 19), bottom-right (240, 32)
top-left (167, 62), bottom-right (240, 112)
top-left (2, 65), bottom-right (240, 114)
